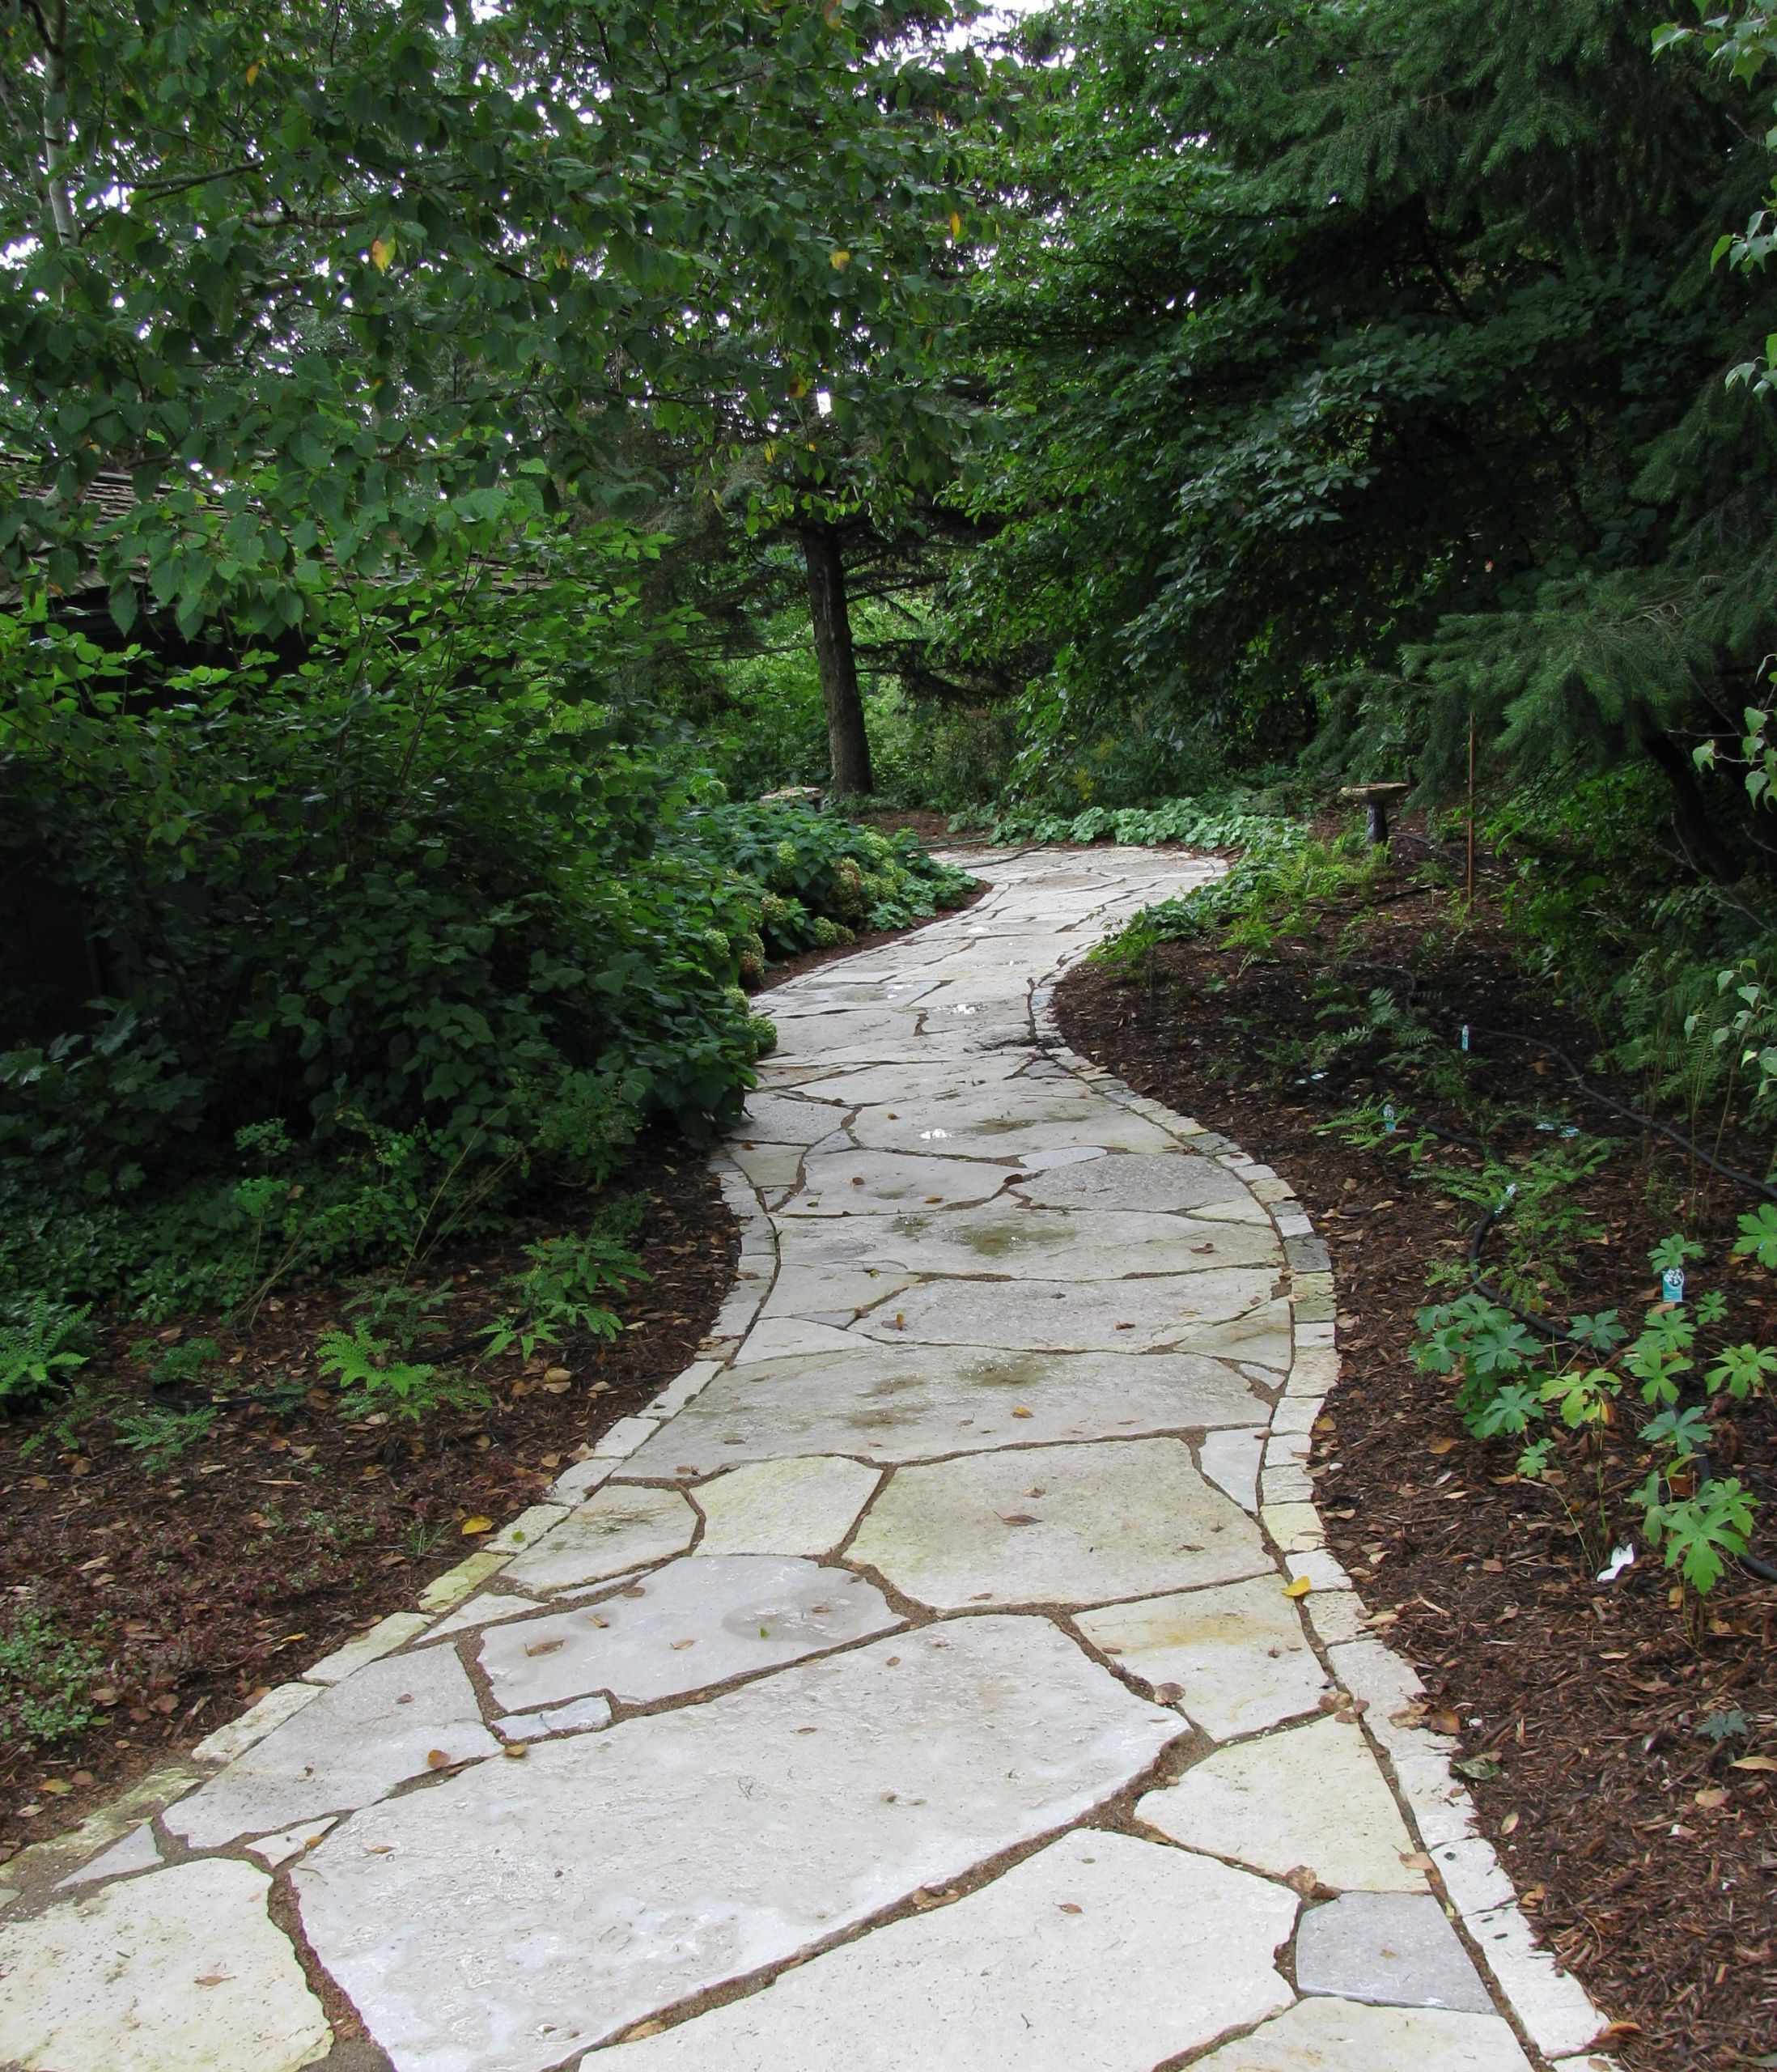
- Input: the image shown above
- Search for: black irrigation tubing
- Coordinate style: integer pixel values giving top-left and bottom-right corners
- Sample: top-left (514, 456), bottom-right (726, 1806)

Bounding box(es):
top-left (1461, 1198), bottom-right (1777, 1588)
top-left (1463, 1023), bottom-right (1777, 1208)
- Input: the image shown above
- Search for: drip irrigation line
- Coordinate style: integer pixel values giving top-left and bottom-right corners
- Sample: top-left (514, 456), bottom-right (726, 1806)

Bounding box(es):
top-left (1463, 1024), bottom-right (1777, 1207)
top-left (1462, 1200), bottom-right (1777, 1587)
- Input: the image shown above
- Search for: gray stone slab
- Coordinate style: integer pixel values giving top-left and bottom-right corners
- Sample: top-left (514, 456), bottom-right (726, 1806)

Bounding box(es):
top-left (598, 1830), bottom-right (1295, 2070)
top-left (619, 1344), bottom-right (1270, 1477)
top-left (0, 1858), bottom-right (330, 2072)
top-left (857, 1268), bottom-right (1277, 1353)
top-left (1077, 1575), bottom-right (1325, 1740)
top-left (775, 1206), bottom-right (1279, 1280)
top-left (1296, 1892), bottom-right (1494, 2014)
top-left (164, 1646), bottom-right (500, 1849)
top-left (1016, 1152), bottom-right (1253, 1213)
top-left (788, 1148), bottom-right (1015, 1214)
top-left (1200, 1426), bottom-right (1265, 1511)
top-left (477, 1555), bottom-right (900, 1710)
top-left (498, 1484), bottom-right (697, 1594)
top-left (294, 1618), bottom-right (1185, 2072)
top-left (736, 1091), bottom-right (859, 1144)
top-left (847, 1089), bottom-right (1177, 1159)
top-left (1198, 1996), bottom-right (1533, 2071)
top-left (847, 1438), bottom-right (1270, 1611)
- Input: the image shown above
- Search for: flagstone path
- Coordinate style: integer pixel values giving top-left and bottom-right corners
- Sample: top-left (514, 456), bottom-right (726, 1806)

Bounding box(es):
top-left (0, 848), bottom-right (1616, 2072)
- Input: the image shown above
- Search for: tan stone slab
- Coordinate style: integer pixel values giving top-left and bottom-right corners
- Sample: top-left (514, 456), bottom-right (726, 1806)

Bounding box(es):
top-left (499, 1484), bottom-right (697, 1594)
top-left (775, 1206), bottom-right (1279, 1280)
top-left (294, 1619), bottom-right (1184, 2072)
top-left (1016, 1152), bottom-right (1255, 1214)
top-left (693, 1454), bottom-right (881, 1556)
top-left (1139, 1713), bottom-right (1426, 1892)
top-left (618, 1344), bottom-right (1270, 1477)
top-left (0, 1858), bottom-right (329, 2072)
top-left (788, 1148), bottom-right (1015, 1215)
top-left (1198, 1996), bottom-right (1533, 2070)
top-left (847, 1438), bottom-right (1270, 1611)
top-left (859, 1269), bottom-right (1277, 1354)
top-left (598, 1831), bottom-right (1295, 2070)
top-left (1077, 1574), bottom-right (1326, 1740)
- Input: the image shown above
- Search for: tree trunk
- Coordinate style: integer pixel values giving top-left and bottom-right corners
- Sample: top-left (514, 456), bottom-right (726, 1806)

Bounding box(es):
top-left (1644, 730), bottom-right (1741, 883)
top-left (801, 524), bottom-right (872, 798)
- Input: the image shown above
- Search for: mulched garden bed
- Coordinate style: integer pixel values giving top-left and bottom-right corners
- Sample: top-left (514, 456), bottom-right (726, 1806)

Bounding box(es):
top-left (1056, 830), bottom-right (1777, 2070)
top-left (0, 1134), bottom-right (736, 1862)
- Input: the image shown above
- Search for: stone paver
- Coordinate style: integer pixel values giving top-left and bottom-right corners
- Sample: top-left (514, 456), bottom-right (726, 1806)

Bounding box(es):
top-left (1296, 1892), bottom-right (1494, 2013)
top-left (1077, 1573), bottom-right (1328, 1739)
top-left (14, 847), bottom-right (1600, 2070)
top-left (477, 1554), bottom-right (900, 1710)
top-left (849, 1437), bottom-right (1270, 1609)
top-left (598, 1830), bottom-right (1296, 2070)
top-left (294, 1619), bottom-right (1182, 2072)
top-left (1138, 1714), bottom-right (1427, 1891)
top-left (1198, 1995), bottom-right (1533, 2070)
top-left (0, 1858), bottom-right (329, 2072)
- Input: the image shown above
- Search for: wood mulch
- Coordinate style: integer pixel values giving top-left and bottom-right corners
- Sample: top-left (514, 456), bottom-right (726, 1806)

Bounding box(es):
top-left (1055, 832), bottom-right (1777, 2070)
top-left (0, 1134), bottom-right (737, 1863)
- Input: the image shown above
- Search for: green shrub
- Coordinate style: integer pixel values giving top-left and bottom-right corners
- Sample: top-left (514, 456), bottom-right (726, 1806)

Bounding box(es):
top-left (0, 1603), bottom-right (104, 1748)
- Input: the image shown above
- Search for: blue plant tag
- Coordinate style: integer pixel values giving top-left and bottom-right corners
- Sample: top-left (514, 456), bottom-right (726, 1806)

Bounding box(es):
top-left (1382, 1102), bottom-right (1397, 1134)
top-left (1460, 1024), bottom-right (1470, 1053)
top-left (1661, 1267), bottom-right (1686, 1305)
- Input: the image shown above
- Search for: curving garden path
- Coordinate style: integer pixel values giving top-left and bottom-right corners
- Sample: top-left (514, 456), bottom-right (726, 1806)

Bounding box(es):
top-left (0, 848), bottom-right (1614, 2072)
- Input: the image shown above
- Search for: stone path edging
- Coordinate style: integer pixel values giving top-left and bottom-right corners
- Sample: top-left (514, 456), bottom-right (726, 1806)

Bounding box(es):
top-left (1030, 965), bottom-right (1620, 2072)
top-left (0, 848), bottom-right (1627, 2072)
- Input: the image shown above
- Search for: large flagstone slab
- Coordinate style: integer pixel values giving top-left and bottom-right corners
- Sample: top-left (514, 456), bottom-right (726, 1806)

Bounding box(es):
top-left (1197, 1996), bottom-right (1533, 2071)
top-left (164, 1647), bottom-right (499, 1850)
top-left (1076, 1574), bottom-right (1326, 1739)
top-left (856, 1268), bottom-right (1278, 1354)
top-left (1016, 1153), bottom-right (1257, 1215)
top-left (477, 1555), bottom-right (899, 1711)
top-left (0, 1858), bottom-right (330, 2072)
top-left (599, 1829), bottom-right (1295, 2071)
top-left (1138, 1714), bottom-right (1425, 1892)
top-left (692, 1454), bottom-right (881, 1555)
top-left (498, 1484), bottom-right (697, 1594)
top-left (617, 1345), bottom-right (1271, 1477)
top-left (774, 1206), bottom-right (1280, 1280)
top-left (770, 1055), bottom-right (1028, 1106)
top-left (293, 1618), bottom-right (1183, 2072)
top-left (736, 1090), bottom-right (856, 1144)
top-left (788, 1148), bottom-right (1015, 1214)
top-left (847, 1438), bottom-right (1268, 1610)
top-left (847, 1091), bottom-right (1177, 1159)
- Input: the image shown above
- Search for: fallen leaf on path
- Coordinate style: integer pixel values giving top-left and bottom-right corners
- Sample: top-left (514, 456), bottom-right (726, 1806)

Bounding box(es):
top-left (425, 1750), bottom-right (451, 1770)
top-left (460, 1517), bottom-right (494, 1535)
top-left (524, 1639), bottom-right (563, 1658)
top-left (1732, 1755), bottom-right (1777, 1773)
top-left (1283, 1577), bottom-right (1313, 1599)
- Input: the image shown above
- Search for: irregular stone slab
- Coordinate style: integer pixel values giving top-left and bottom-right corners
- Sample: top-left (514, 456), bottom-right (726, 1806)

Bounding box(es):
top-left (1198, 1995), bottom-right (1533, 2071)
top-left (600, 1830), bottom-right (1294, 2070)
top-left (0, 1858), bottom-right (330, 2072)
top-left (423, 1592), bottom-right (540, 1640)
top-left (737, 1091), bottom-right (855, 1144)
top-left (294, 1618), bottom-right (1184, 2072)
top-left (1077, 1575), bottom-right (1325, 1740)
top-left (620, 1345), bottom-right (1269, 1477)
top-left (848, 1439), bottom-right (1268, 1611)
top-left (494, 1696), bottom-right (613, 1742)
top-left (499, 1484), bottom-right (697, 1594)
top-left (777, 1207), bottom-right (1279, 1280)
top-left (1200, 1427), bottom-right (1265, 1511)
top-left (780, 1055), bottom-right (1028, 1106)
top-left (727, 1141), bottom-right (805, 1195)
top-left (1178, 1296), bottom-right (1295, 1372)
top-left (303, 1612), bottom-right (434, 1686)
top-left (788, 1148), bottom-right (1013, 1214)
top-left (693, 1454), bottom-right (880, 1556)
top-left (847, 1092), bottom-right (1177, 1159)
top-left (193, 1681), bottom-right (320, 1764)
top-left (245, 1818), bottom-right (337, 1870)
top-left (1138, 1715), bottom-right (1424, 1892)
top-left (761, 1262), bottom-right (918, 1318)
top-left (478, 1555), bottom-right (900, 1710)
top-left (731, 1314), bottom-right (861, 1364)
top-left (859, 1270), bottom-right (1276, 1354)
top-left (54, 1819), bottom-right (161, 1888)
top-left (1017, 1152), bottom-right (1254, 1214)
top-left (165, 1646), bottom-right (499, 1849)
top-left (1296, 1893), bottom-right (1494, 2014)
